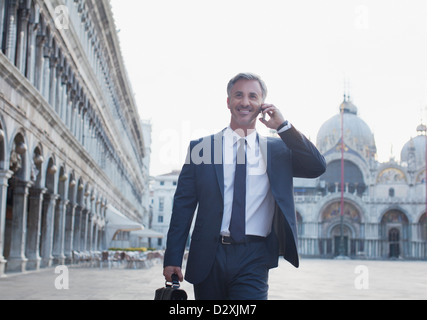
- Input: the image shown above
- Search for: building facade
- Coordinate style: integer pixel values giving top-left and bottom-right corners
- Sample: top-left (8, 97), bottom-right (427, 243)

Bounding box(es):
top-left (140, 119), bottom-right (152, 229)
top-left (150, 98), bottom-right (427, 260)
top-left (150, 171), bottom-right (180, 250)
top-left (0, 0), bottom-right (149, 275)
top-left (297, 97), bottom-right (427, 260)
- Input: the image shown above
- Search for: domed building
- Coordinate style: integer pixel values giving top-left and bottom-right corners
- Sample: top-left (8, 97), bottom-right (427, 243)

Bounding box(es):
top-left (401, 124), bottom-right (426, 174)
top-left (294, 96), bottom-right (427, 260)
top-left (317, 98), bottom-right (377, 161)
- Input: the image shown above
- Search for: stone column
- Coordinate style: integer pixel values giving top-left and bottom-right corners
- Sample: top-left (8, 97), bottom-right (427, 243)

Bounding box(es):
top-left (60, 69), bottom-right (68, 122)
top-left (48, 49), bottom-right (58, 108)
top-left (40, 193), bottom-right (59, 268)
top-left (25, 10), bottom-right (39, 85)
top-left (93, 222), bottom-right (99, 252)
top-left (64, 202), bottom-right (76, 264)
top-left (55, 58), bottom-right (64, 115)
top-left (81, 208), bottom-right (89, 251)
top-left (88, 212), bottom-right (94, 252)
top-left (15, 5), bottom-right (29, 73)
top-left (77, 103), bottom-right (85, 143)
top-left (35, 31), bottom-right (46, 92)
top-left (101, 205), bottom-right (107, 250)
top-left (70, 89), bottom-right (78, 134)
top-left (73, 205), bottom-right (82, 252)
top-left (41, 40), bottom-right (51, 101)
top-left (0, 170), bottom-right (13, 277)
top-left (52, 198), bottom-right (68, 265)
top-left (0, 0), bottom-right (6, 52)
top-left (65, 88), bottom-right (74, 129)
top-left (4, 0), bottom-right (18, 63)
top-left (25, 187), bottom-right (46, 271)
top-left (6, 179), bottom-right (33, 273)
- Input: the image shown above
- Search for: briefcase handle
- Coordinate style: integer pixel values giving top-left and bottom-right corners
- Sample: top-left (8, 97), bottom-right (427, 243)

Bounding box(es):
top-left (166, 274), bottom-right (180, 289)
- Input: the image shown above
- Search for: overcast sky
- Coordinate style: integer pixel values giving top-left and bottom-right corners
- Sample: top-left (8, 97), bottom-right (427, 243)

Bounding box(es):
top-left (110, 0), bottom-right (427, 176)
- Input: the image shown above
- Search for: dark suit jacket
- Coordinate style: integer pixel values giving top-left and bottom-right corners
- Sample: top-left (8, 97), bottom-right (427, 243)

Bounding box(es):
top-left (164, 125), bottom-right (326, 285)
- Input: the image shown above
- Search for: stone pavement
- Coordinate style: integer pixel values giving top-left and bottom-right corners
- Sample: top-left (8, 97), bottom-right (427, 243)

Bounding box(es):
top-left (0, 259), bottom-right (426, 300)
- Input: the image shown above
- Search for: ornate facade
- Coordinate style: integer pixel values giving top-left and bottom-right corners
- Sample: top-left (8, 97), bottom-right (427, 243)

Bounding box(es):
top-left (296, 97), bottom-right (427, 260)
top-left (0, 0), bottom-right (149, 276)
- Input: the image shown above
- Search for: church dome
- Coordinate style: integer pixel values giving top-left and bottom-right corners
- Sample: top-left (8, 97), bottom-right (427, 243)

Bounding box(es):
top-left (401, 125), bottom-right (426, 169)
top-left (317, 97), bottom-right (377, 159)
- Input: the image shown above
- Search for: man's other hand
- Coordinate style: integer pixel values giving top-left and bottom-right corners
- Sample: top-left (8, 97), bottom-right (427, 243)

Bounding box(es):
top-left (163, 266), bottom-right (184, 282)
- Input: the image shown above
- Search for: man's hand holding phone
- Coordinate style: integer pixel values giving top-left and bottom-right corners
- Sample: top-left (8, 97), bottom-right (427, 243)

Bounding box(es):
top-left (259, 104), bottom-right (286, 130)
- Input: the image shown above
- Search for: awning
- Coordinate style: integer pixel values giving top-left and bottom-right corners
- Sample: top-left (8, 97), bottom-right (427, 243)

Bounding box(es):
top-left (106, 205), bottom-right (144, 234)
top-left (132, 229), bottom-right (164, 239)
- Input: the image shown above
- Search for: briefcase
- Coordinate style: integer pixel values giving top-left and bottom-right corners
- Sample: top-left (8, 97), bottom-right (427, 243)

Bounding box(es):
top-left (154, 274), bottom-right (188, 300)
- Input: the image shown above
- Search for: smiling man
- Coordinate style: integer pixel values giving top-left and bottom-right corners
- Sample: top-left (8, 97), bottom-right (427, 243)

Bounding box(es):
top-left (227, 74), bottom-right (268, 133)
top-left (163, 73), bottom-right (326, 300)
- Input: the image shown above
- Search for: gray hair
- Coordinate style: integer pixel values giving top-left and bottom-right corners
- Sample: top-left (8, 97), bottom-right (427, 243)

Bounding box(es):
top-left (227, 73), bottom-right (268, 102)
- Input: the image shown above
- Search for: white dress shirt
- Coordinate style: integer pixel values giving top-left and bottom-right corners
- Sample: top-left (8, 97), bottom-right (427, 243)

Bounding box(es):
top-left (220, 127), bottom-right (276, 238)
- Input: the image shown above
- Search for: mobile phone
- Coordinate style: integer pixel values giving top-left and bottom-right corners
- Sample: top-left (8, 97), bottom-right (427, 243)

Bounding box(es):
top-left (260, 106), bottom-right (266, 121)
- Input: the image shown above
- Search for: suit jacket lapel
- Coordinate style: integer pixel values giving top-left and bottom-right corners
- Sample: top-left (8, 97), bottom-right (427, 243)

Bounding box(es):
top-left (259, 134), bottom-right (272, 179)
top-left (213, 130), bottom-right (225, 201)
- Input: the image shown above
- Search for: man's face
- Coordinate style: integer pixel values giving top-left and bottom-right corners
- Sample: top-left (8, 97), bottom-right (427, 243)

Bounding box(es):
top-left (227, 79), bottom-right (264, 131)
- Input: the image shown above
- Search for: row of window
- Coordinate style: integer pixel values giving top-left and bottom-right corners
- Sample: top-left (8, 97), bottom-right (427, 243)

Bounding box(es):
top-left (0, 0), bottom-right (145, 208)
top-left (155, 180), bottom-right (177, 224)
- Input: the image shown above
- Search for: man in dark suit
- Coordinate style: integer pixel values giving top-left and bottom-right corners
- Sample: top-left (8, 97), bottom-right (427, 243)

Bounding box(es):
top-left (163, 73), bottom-right (326, 300)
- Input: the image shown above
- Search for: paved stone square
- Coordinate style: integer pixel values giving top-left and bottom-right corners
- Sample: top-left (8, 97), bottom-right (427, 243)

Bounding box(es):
top-left (269, 259), bottom-right (427, 300)
top-left (0, 259), bottom-right (426, 300)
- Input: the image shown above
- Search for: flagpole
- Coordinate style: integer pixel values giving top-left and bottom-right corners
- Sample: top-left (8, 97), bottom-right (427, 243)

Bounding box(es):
top-left (338, 99), bottom-right (346, 257)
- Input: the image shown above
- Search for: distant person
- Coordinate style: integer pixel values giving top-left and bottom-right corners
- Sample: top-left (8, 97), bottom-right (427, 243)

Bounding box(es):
top-left (163, 73), bottom-right (326, 300)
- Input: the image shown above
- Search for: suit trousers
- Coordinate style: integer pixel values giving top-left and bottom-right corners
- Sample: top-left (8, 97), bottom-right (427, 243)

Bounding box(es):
top-left (193, 238), bottom-right (270, 300)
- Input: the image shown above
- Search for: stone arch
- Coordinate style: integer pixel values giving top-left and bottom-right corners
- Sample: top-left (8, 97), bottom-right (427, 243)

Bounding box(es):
top-left (319, 200), bottom-right (363, 224)
top-left (52, 165), bottom-right (69, 264)
top-left (415, 169), bottom-right (426, 184)
top-left (319, 200), bottom-right (364, 257)
top-left (320, 159), bottom-right (366, 196)
top-left (377, 167), bottom-right (407, 184)
top-left (380, 209), bottom-right (410, 259)
top-left (4, 131), bottom-right (31, 271)
top-left (329, 223), bottom-right (353, 256)
top-left (9, 132), bottom-right (28, 181)
top-left (380, 208), bottom-right (410, 224)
